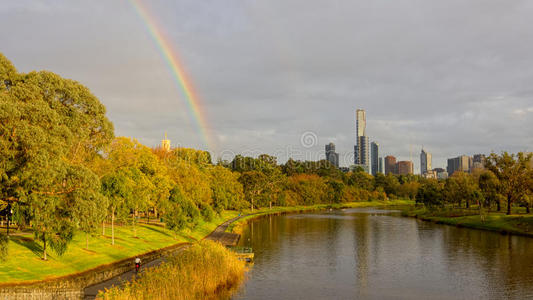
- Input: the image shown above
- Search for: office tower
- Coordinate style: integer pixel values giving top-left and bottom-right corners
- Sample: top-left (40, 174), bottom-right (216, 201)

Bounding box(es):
top-left (325, 142), bottom-right (339, 168)
top-left (472, 154), bottom-right (485, 170)
top-left (447, 155), bottom-right (471, 175)
top-left (433, 168), bottom-right (448, 180)
top-left (420, 148), bottom-right (432, 175)
top-left (354, 109), bottom-right (370, 173)
top-left (371, 142), bottom-right (379, 176)
top-left (378, 157), bottom-right (383, 174)
top-left (385, 155), bottom-right (397, 175)
top-left (161, 132), bottom-right (171, 151)
top-left (397, 161), bottom-right (414, 175)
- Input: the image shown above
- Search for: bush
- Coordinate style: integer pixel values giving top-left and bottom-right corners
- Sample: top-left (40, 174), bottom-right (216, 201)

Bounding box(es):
top-left (99, 240), bottom-right (246, 300)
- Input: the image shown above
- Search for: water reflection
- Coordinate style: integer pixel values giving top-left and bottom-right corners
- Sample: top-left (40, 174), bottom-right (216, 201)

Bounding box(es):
top-left (234, 208), bottom-right (533, 300)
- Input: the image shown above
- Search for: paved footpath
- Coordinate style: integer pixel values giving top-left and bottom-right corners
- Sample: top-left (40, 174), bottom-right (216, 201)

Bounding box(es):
top-left (83, 215), bottom-right (246, 299)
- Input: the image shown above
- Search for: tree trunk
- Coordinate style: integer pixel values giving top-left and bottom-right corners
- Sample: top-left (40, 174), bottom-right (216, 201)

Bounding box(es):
top-left (132, 211), bottom-right (137, 238)
top-left (466, 200), bottom-right (469, 209)
top-left (43, 235), bottom-right (47, 261)
top-left (269, 201), bottom-right (272, 210)
top-left (497, 200), bottom-right (501, 212)
top-left (86, 232), bottom-right (89, 250)
top-left (112, 207), bottom-right (115, 245)
top-left (526, 204), bottom-right (530, 214)
top-left (102, 219), bottom-right (105, 236)
top-left (507, 195), bottom-right (512, 215)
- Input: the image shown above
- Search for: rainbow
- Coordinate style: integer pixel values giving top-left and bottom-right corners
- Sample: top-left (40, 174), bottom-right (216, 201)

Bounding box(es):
top-left (128, 0), bottom-right (214, 152)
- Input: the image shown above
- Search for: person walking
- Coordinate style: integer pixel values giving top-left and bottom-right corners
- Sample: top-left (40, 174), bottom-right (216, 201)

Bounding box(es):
top-left (135, 257), bottom-right (141, 273)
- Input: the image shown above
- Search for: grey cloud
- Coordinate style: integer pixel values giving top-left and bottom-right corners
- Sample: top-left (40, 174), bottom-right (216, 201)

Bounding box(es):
top-left (1, 0), bottom-right (532, 171)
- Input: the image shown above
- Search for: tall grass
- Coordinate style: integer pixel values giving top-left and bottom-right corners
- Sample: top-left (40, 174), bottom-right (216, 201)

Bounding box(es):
top-left (99, 240), bottom-right (246, 300)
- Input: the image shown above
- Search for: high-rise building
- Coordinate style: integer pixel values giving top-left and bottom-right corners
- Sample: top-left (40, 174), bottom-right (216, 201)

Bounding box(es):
top-left (358, 136), bottom-right (370, 172)
top-left (378, 157), bottom-right (383, 174)
top-left (420, 148), bottom-right (432, 175)
top-left (472, 154), bottom-right (485, 170)
top-left (397, 161), bottom-right (414, 175)
top-left (354, 109), bottom-right (370, 173)
top-left (447, 155), bottom-right (471, 175)
top-left (371, 142), bottom-right (379, 176)
top-left (325, 143), bottom-right (339, 168)
top-left (385, 155), bottom-right (397, 175)
top-left (433, 167), bottom-right (448, 179)
top-left (161, 132), bottom-right (171, 151)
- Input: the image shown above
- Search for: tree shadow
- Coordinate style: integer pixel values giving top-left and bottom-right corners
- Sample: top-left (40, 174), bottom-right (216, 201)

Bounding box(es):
top-left (10, 236), bottom-right (43, 258)
top-left (140, 224), bottom-right (172, 237)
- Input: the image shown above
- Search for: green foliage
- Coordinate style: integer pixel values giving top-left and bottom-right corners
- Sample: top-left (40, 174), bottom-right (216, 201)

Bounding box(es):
top-left (415, 179), bottom-right (444, 208)
top-left (0, 233), bottom-right (7, 261)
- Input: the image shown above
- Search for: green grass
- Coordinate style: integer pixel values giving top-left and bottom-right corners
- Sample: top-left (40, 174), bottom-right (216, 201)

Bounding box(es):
top-left (403, 207), bottom-right (533, 237)
top-left (0, 200), bottom-right (415, 284)
top-left (0, 211), bottom-right (238, 284)
top-left (228, 199), bottom-right (414, 234)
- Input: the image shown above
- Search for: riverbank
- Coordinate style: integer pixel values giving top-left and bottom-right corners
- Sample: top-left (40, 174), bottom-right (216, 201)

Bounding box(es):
top-left (0, 200), bottom-right (414, 287)
top-left (403, 207), bottom-right (533, 238)
top-left (0, 211), bottom-right (239, 284)
top-left (98, 240), bottom-right (245, 300)
top-left (228, 199), bottom-right (414, 234)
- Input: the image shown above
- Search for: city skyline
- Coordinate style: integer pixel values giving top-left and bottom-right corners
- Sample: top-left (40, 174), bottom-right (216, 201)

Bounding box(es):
top-left (1, 1), bottom-right (532, 172)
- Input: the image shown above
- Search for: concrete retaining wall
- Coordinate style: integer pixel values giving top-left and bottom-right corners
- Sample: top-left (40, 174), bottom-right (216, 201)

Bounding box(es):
top-left (0, 242), bottom-right (188, 300)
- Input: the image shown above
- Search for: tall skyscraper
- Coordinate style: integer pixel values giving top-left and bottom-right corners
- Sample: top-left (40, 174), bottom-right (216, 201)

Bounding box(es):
top-left (354, 109), bottom-right (370, 173)
top-left (420, 148), bottom-right (432, 175)
top-left (385, 155), bottom-right (397, 175)
top-left (371, 142), bottom-right (379, 176)
top-left (378, 157), bottom-right (383, 174)
top-left (325, 142), bottom-right (339, 168)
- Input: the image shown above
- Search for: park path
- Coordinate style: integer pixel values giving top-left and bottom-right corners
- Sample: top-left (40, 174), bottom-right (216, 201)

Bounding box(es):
top-left (83, 214), bottom-right (246, 299)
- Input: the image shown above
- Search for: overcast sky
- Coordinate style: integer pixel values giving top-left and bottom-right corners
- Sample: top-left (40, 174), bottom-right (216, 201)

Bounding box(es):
top-left (2, 0), bottom-right (532, 171)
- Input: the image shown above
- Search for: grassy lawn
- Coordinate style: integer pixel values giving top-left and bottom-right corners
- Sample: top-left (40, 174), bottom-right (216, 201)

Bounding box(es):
top-left (403, 207), bottom-right (533, 237)
top-left (0, 210), bottom-right (238, 284)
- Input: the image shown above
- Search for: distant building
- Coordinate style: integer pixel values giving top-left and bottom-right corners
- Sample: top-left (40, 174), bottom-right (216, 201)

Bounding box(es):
top-left (397, 161), bottom-right (414, 175)
top-left (325, 143), bottom-right (339, 168)
top-left (422, 169), bottom-right (437, 179)
top-left (472, 154), bottom-right (485, 171)
top-left (378, 157), bottom-right (384, 174)
top-left (420, 148), bottom-right (432, 175)
top-left (161, 132), bottom-right (171, 151)
top-left (354, 109), bottom-right (370, 173)
top-left (371, 142), bottom-right (379, 176)
top-left (447, 155), bottom-right (471, 175)
top-left (385, 155), bottom-right (397, 175)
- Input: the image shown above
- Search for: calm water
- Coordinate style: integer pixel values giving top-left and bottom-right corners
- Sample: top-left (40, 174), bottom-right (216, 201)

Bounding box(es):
top-left (233, 208), bottom-right (533, 300)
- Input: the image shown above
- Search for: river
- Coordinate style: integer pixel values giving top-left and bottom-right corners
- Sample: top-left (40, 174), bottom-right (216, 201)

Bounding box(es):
top-left (233, 208), bottom-right (533, 300)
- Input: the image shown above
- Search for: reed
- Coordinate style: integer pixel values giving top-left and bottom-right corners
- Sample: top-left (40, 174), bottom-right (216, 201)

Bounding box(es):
top-left (99, 240), bottom-right (246, 300)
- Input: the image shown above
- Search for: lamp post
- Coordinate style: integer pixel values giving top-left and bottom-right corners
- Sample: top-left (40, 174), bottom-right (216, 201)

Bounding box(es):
top-left (6, 202), bottom-right (12, 236)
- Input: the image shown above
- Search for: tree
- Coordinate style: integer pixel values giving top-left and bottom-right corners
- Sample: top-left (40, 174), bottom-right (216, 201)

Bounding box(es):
top-left (477, 170), bottom-right (501, 211)
top-left (209, 165), bottom-right (245, 213)
top-left (0, 54), bottom-right (113, 259)
top-left (101, 172), bottom-right (130, 245)
top-left (416, 179), bottom-right (443, 208)
top-left (72, 187), bottom-right (107, 250)
top-left (239, 171), bottom-right (268, 211)
top-left (485, 152), bottom-right (532, 215)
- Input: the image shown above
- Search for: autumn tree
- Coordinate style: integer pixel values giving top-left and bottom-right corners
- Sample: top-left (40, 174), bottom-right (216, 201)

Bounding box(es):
top-left (485, 152), bottom-right (532, 215)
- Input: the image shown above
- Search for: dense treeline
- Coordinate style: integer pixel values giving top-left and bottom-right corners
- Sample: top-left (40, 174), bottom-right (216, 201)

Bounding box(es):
top-left (416, 152), bottom-right (533, 216)
top-left (1, 53), bottom-right (532, 262)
